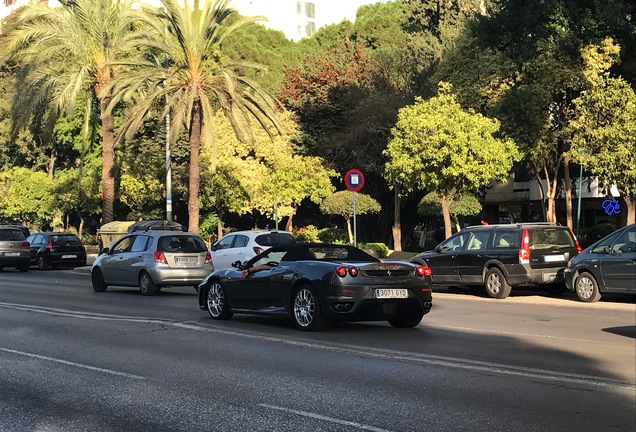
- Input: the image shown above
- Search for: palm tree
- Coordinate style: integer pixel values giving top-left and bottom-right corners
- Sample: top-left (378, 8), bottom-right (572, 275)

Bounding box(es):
top-left (1, 0), bottom-right (134, 224)
top-left (108, 0), bottom-right (284, 233)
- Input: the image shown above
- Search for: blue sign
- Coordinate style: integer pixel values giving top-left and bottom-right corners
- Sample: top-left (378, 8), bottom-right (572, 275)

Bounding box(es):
top-left (345, 169), bottom-right (365, 192)
top-left (602, 199), bottom-right (620, 215)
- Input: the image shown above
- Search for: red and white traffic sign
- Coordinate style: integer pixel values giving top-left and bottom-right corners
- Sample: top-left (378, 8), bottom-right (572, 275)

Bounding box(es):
top-left (345, 169), bottom-right (365, 192)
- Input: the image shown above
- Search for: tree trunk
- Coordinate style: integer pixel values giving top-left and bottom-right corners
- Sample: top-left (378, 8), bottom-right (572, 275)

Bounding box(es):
top-left (392, 185), bottom-right (402, 251)
top-left (441, 195), bottom-right (453, 239)
top-left (626, 196), bottom-right (635, 224)
top-left (216, 210), bottom-right (224, 241)
top-left (564, 157), bottom-right (573, 230)
top-left (78, 215), bottom-right (84, 238)
top-left (285, 207), bottom-right (296, 232)
top-left (346, 218), bottom-right (353, 244)
top-left (544, 165), bottom-right (557, 222)
top-left (47, 154), bottom-right (56, 180)
top-left (188, 101), bottom-right (202, 234)
top-left (99, 93), bottom-right (116, 224)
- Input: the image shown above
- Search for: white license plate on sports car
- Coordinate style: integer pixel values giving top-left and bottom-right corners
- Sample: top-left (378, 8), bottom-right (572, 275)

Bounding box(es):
top-left (3, 252), bottom-right (20, 257)
top-left (61, 254), bottom-right (77, 259)
top-left (175, 256), bottom-right (198, 265)
top-left (544, 254), bottom-right (565, 262)
top-left (375, 289), bottom-right (408, 299)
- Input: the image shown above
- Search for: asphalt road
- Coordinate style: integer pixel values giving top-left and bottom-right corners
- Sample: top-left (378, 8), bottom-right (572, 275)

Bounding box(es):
top-left (0, 269), bottom-right (634, 432)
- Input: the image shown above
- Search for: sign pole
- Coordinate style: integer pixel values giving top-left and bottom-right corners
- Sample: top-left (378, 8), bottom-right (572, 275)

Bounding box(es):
top-left (353, 191), bottom-right (357, 247)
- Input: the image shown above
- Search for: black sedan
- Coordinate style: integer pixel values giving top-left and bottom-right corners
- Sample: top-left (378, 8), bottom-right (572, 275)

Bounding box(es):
top-left (197, 243), bottom-right (433, 331)
top-left (564, 223), bottom-right (636, 302)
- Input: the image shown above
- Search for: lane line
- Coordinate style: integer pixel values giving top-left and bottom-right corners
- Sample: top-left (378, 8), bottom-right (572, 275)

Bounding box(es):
top-left (0, 347), bottom-right (145, 380)
top-left (259, 404), bottom-right (393, 432)
top-left (2, 302), bottom-right (634, 392)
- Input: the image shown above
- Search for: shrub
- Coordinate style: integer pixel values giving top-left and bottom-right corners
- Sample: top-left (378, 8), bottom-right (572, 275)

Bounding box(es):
top-left (359, 242), bottom-right (389, 258)
top-left (295, 225), bottom-right (321, 243)
top-left (318, 228), bottom-right (348, 244)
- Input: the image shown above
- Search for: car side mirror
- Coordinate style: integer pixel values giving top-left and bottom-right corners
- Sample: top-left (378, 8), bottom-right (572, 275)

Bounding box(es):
top-left (231, 260), bottom-right (244, 270)
top-left (100, 247), bottom-right (110, 255)
top-left (603, 245), bottom-right (612, 254)
top-left (434, 245), bottom-right (442, 253)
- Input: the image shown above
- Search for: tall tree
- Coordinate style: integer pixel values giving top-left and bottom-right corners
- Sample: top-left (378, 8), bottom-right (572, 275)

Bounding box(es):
top-left (1, 0), bottom-right (134, 224)
top-left (320, 191), bottom-right (381, 244)
top-left (108, 0), bottom-right (284, 234)
top-left (384, 83), bottom-right (520, 239)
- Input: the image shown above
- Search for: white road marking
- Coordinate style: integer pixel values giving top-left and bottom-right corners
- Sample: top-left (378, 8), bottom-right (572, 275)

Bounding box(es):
top-left (0, 347), bottom-right (145, 380)
top-left (259, 404), bottom-right (393, 432)
top-left (1, 302), bottom-right (633, 392)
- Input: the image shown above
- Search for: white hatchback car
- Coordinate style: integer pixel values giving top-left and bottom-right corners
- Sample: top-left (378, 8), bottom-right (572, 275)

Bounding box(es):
top-left (209, 230), bottom-right (295, 270)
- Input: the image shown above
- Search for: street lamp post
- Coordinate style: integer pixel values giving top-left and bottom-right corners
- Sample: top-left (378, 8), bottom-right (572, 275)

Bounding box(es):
top-left (166, 95), bottom-right (172, 221)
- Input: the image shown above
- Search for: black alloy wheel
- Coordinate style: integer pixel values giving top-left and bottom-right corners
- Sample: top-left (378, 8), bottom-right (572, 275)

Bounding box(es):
top-left (91, 268), bottom-right (108, 292)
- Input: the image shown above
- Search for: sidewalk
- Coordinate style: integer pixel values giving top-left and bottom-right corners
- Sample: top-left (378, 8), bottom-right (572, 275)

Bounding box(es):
top-left (74, 254), bottom-right (97, 274)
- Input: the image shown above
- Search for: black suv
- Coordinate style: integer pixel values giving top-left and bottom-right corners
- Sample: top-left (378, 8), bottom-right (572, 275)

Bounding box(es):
top-left (410, 223), bottom-right (581, 299)
top-left (27, 232), bottom-right (87, 270)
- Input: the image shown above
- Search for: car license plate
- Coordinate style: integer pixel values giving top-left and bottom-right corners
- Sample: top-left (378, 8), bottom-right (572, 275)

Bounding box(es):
top-left (544, 254), bottom-right (565, 262)
top-left (375, 289), bottom-right (408, 299)
top-left (3, 252), bottom-right (20, 257)
top-left (175, 256), bottom-right (198, 265)
top-left (61, 254), bottom-right (77, 259)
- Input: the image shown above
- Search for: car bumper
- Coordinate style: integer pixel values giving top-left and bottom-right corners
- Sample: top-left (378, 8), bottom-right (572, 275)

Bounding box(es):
top-left (148, 266), bottom-right (214, 286)
top-left (564, 267), bottom-right (576, 291)
top-left (505, 264), bottom-right (566, 286)
top-left (0, 254), bottom-right (30, 266)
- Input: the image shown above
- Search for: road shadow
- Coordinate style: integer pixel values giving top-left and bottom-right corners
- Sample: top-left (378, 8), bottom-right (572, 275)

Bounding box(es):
top-left (603, 326), bottom-right (636, 339)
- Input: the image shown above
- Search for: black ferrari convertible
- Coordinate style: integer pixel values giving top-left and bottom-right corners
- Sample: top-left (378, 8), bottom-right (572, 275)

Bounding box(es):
top-left (197, 243), bottom-right (433, 331)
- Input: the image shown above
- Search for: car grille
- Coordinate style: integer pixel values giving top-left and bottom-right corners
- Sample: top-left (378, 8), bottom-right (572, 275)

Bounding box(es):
top-left (364, 270), bottom-right (410, 277)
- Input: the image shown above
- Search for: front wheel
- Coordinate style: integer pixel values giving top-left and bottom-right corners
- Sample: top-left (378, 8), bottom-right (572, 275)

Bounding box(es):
top-left (292, 285), bottom-right (329, 331)
top-left (575, 272), bottom-right (601, 302)
top-left (37, 255), bottom-right (50, 270)
top-left (206, 281), bottom-right (233, 320)
top-left (388, 311), bottom-right (424, 328)
top-left (139, 271), bottom-right (158, 296)
top-left (485, 268), bottom-right (511, 299)
top-left (91, 268), bottom-right (108, 292)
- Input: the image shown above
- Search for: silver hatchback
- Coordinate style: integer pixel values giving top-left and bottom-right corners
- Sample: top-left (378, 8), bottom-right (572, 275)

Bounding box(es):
top-left (0, 225), bottom-right (31, 272)
top-left (91, 230), bottom-right (213, 295)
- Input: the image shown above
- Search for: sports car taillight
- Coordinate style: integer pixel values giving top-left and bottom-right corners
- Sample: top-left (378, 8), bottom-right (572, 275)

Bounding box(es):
top-left (336, 266), bottom-right (358, 277)
top-left (335, 266), bottom-right (347, 277)
top-left (205, 251), bottom-right (212, 263)
top-left (415, 265), bottom-right (432, 277)
top-left (154, 251), bottom-right (168, 264)
top-left (348, 266), bottom-right (359, 277)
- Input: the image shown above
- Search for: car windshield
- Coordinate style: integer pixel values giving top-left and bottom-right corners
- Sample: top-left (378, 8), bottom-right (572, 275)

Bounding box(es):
top-left (255, 233), bottom-right (295, 246)
top-left (158, 235), bottom-right (206, 253)
top-left (529, 228), bottom-right (575, 249)
top-left (0, 230), bottom-right (26, 241)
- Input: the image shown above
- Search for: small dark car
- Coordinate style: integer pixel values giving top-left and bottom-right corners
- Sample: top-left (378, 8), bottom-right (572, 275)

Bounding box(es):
top-left (411, 223), bottom-right (581, 299)
top-left (0, 225), bottom-right (30, 272)
top-left (198, 243), bottom-right (433, 331)
top-left (27, 232), bottom-right (87, 270)
top-left (564, 223), bottom-right (636, 302)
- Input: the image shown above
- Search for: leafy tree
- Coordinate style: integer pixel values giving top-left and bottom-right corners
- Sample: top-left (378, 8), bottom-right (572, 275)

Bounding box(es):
top-left (418, 191), bottom-right (481, 232)
top-left (384, 82), bottom-right (520, 239)
top-left (108, 0), bottom-right (284, 234)
top-left (320, 190), bottom-right (381, 244)
top-left (0, 167), bottom-right (54, 225)
top-left (2, 0), bottom-right (135, 224)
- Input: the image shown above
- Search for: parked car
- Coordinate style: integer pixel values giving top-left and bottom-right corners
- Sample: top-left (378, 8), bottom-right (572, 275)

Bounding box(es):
top-left (0, 225), bottom-right (31, 272)
top-left (209, 230), bottom-right (295, 270)
top-left (91, 230), bottom-right (213, 295)
top-left (410, 223), bottom-right (581, 299)
top-left (27, 232), bottom-right (87, 270)
top-left (564, 223), bottom-right (636, 302)
top-left (198, 243), bottom-right (433, 331)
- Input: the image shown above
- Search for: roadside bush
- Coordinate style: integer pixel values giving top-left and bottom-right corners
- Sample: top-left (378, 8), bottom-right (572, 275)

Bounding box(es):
top-left (295, 225), bottom-right (321, 243)
top-left (318, 228), bottom-right (348, 244)
top-left (359, 242), bottom-right (389, 258)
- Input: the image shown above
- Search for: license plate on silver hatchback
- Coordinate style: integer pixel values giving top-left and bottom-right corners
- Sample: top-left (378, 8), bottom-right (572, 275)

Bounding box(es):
top-left (175, 256), bottom-right (198, 265)
top-left (375, 289), bottom-right (408, 299)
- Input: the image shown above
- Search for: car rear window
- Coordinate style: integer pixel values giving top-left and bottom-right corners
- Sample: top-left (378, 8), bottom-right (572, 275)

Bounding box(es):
top-left (51, 234), bottom-right (81, 245)
top-left (529, 228), bottom-right (575, 249)
top-left (255, 233), bottom-right (295, 247)
top-left (158, 235), bottom-right (206, 253)
top-left (0, 229), bottom-right (26, 241)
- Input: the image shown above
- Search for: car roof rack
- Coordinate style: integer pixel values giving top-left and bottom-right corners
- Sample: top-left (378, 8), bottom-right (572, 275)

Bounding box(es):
top-left (127, 220), bottom-right (184, 233)
top-left (465, 222), bottom-right (561, 230)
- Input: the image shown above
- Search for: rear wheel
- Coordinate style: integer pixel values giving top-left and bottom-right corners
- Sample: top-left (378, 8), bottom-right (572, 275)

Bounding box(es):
top-left (292, 285), bottom-right (329, 331)
top-left (575, 272), bottom-right (601, 302)
top-left (37, 255), bottom-right (50, 270)
top-left (485, 268), bottom-right (511, 299)
top-left (91, 268), bottom-right (108, 292)
top-left (139, 271), bottom-right (158, 296)
top-left (388, 310), bottom-right (424, 328)
top-left (206, 281), bottom-right (233, 320)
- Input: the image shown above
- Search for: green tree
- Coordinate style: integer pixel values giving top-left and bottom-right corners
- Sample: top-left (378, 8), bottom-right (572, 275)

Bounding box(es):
top-left (320, 190), bottom-right (381, 244)
top-left (0, 167), bottom-right (54, 225)
top-left (2, 0), bottom-right (135, 224)
top-left (384, 82), bottom-right (520, 239)
top-left (108, 0), bottom-right (284, 234)
top-left (418, 191), bottom-right (482, 232)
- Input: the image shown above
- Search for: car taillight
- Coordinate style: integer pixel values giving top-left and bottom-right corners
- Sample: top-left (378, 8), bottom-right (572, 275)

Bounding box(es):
top-left (519, 229), bottom-right (530, 264)
top-left (154, 251), bottom-right (167, 264)
top-left (22, 241), bottom-right (30, 247)
top-left (205, 251), bottom-right (212, 264)
top-left (348, 266), bottom-right (358, 277)
top-left (335, 266), bottom-right (347, 277)
top-left (568, 227), bottom-right (582, 254)
top-left (253, 246), bottom-right (264, 255)
top-left (46, 237), bottom-right (53, 250)
top-left (415, 265), bottom-right (432, 277)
